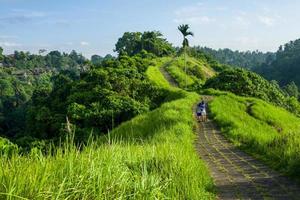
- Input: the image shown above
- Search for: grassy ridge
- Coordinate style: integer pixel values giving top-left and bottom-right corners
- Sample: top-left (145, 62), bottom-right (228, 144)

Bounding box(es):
top-left (0, 59), bottom-right (215, 199)
top-left (209, 91), bottom-right (300, 178)
top-left (165, 57), bottom-right (196, 88)
top-left (146, 58), bottom-right (171, 88)
top-left (164, 56), bottom-right (216, 89)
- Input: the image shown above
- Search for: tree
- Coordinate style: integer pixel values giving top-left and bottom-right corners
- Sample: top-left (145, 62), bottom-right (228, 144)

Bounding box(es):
top-left (115, 32), bottom-right (142, 56)
top-left (283, 82), bottom-right (299, 99)
top-left (91, 55), bottom-right (103, 65)
top-left (115, 31), bottom-right (174, 57)
top-left (0, 47), bottom-right (3, 63)
top-left (178, 24), bottom-right (194, 89)
top-left (38, 49), bottom-right (47, 55)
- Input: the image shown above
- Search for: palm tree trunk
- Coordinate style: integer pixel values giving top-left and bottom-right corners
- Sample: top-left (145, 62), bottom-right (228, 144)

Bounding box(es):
top-left (184, 46), bottom-right (187, 89)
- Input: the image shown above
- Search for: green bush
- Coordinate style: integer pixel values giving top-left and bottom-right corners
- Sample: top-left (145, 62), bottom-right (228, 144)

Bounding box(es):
top-left (205, 68), bottom-right (286, 106)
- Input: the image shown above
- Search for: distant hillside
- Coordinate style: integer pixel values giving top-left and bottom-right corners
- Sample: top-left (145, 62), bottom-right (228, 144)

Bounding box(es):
top-left (194, 46), bottom-right (275, 69)
top-left (253, 38), bottom-right (300, 88)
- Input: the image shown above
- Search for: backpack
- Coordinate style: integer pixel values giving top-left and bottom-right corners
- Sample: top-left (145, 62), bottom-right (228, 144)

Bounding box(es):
top-left (197, 106), bottom-right (202, 113)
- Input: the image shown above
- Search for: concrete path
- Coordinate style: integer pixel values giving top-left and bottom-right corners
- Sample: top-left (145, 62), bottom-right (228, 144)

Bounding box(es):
top-left (195, 101), bottom-right (300, 200)
top-left (159, 62), bottom-right (300, 199)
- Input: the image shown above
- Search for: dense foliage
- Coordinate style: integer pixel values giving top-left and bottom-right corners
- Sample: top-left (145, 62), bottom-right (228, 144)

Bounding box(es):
top-left (0, 33), bottom-right (175, 148)
top-left (254, 38), bottom-right (300, 88)
top-left (204, 68), bottom-right (285, 104)
top-left (0, 67), bottom-right (52, 138)
top-left (2, 50), bottom-right (88, 71)
top-left (0, 55), bottom-right (216, 199)
top-left (0, 49), bottom-right (92, 145)
top-left (0, 89), bottom-right (215, 199)
top-left (197, 46), bottom-right (275, 69)
top-left (26, 55), bottom-right (167, 142)
top-left (115, 31), bottom-right (175, 56)
top-left (204, 68), bottom-right (300, 116)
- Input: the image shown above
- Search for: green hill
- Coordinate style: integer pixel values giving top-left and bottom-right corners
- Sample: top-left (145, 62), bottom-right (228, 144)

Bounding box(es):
top-left (163, 55), bottom-right (216, 88)
top-left (0, 57), bottom-right (216, 199)
top-left (2, 30), bottom-right (300, 198)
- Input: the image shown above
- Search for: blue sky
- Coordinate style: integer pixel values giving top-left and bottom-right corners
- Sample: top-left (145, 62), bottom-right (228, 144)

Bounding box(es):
top-left (1, 0), bottom-right (300, 58)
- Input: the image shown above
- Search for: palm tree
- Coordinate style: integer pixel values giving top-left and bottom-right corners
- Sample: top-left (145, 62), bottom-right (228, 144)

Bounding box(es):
top-left (178, 24), bottom-right (194, 89)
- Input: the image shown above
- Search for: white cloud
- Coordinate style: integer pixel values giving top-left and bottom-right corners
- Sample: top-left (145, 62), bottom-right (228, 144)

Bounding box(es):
top-left (0, 42), bottom-right (22, 47)
top-left (258, 16), bottom-right (276, 27)
top-left (80, 41), bottom-right (89, 46)
top-left (234, 16), bottom-right (250, 27)
top-left (234, 36), bottom-right (259, 47)
top-left (65, 42), bottom-right (73, 46)
top-left (0, 9), bottom-right (47, 24)
top-left (0, 35), bottom-right (18, 39)
top-left (174, 16), bottom-right (214, 25)
top-left (174, 3), bottom-right (215, 25)
top-left (196, 2), bottom-right (204, 7)
top-left (216, 6), bottom-right (228, 11)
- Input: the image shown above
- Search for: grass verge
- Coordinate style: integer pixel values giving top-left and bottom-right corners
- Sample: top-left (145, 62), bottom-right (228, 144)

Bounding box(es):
top-left (209, 91), bottom-right (300, 179)
top-left (0, 59), bottom-right (215, 199)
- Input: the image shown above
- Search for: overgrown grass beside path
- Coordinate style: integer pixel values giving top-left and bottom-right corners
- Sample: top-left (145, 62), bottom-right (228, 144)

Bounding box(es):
top-left (0, 60), bottom-right (215, 199)
top-left (208, 90), bottom-right (300, 179)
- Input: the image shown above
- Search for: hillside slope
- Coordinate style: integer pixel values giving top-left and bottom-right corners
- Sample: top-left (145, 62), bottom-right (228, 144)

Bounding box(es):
top-left (164, 55), bottom-right (216, 88)
top-left (0, 59), bottom-right (215, 199)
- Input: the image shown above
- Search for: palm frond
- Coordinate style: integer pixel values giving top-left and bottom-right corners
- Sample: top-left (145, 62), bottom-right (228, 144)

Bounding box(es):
top-left (186, 31), bottom-right (194, 37)
top-left (178, 24), bottom-right (193, 37)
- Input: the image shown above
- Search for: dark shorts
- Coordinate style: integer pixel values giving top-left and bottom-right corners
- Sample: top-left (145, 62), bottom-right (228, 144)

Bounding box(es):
top-left (197, 112), bottom-right (202, 116)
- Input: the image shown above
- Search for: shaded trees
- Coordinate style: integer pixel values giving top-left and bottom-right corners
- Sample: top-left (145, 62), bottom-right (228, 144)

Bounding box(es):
top-left (115, 31), bottom-right (174, 57)
top-left (254, 38), bottom-right (300, 89)
top-left (198, 46), bottom-right (275, 69)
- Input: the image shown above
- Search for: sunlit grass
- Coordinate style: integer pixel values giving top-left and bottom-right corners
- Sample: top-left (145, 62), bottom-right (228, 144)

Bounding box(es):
top-left (146, 58), bottom-right (171, 88)
top-left (209, 91), bottom-right (300, 178)
top-left (165, 58), bottom-right (195, 88)
top-left (0, 59), bottom-right (215, 199)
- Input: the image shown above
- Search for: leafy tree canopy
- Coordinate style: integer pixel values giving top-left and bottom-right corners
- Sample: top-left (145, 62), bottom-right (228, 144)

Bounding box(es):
top-left (115, 31), bottom-right (175, 57)
top-left (204, 68), bottom-right (286, 106)
top-left (254, 38), bottom-right (300, 89)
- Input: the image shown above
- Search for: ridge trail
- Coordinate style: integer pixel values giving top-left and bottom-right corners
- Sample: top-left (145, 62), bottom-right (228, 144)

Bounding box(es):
top-left (160, 61), bottom-right (300, 200)
top-left (195, 98), bottom-right (300, 199)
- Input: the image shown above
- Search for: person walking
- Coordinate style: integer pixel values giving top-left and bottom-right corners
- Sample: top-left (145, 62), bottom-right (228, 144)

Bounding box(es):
top-left (197, 100), bottom-right (207, 122)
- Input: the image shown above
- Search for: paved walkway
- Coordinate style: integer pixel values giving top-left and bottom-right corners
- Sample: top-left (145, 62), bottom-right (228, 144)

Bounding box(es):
top-left (159, 59), bottom-right (179, 88)
top-left (159, 62), bottom-right (300, 199)
top-left (195, 102), bottom-right (300, 200)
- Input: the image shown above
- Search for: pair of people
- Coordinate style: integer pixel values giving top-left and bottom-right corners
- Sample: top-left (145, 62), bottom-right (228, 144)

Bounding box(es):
top-left (196, 100), bottom-right (207, 122)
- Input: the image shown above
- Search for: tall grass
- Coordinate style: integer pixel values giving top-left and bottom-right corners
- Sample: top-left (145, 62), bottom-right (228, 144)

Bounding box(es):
top-left (165, 58), bottom-right (195, 88)
top-left (209, 91), bottom-right (300, 178)
top-left (0, 59), bottom-right (215, 199)
top-left (146, 58), bottom-right (171, 89)
top-left (164, 56), bottom-right (216, 89)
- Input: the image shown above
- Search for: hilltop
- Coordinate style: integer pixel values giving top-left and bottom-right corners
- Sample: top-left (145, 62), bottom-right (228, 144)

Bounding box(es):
top-left (1, 30), bottom-right (300, 199)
